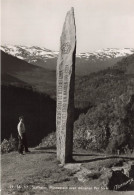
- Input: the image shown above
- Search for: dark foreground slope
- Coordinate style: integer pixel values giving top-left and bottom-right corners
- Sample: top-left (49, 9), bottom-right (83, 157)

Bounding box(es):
top-left (1, 85), bottom-right (56, 146)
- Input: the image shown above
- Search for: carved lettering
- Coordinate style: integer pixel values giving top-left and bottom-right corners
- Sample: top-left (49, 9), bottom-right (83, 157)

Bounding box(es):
top-left (56, 7), bottom-right (76, 164)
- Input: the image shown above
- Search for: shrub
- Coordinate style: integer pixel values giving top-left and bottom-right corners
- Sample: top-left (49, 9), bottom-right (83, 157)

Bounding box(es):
top-left (1, 134), bottom-right (17, 154)
top-left (37, 132), bottom-right (56, 149)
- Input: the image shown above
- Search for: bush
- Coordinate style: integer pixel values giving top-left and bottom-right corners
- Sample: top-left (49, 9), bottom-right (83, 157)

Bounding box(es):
top-left (37, 132), bottom-right (56, 149)
top-left (1, 134), bottom-right (17, 154)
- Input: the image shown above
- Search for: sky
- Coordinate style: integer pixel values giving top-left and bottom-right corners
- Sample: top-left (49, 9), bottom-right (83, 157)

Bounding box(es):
top-left (1, 0), bottom-right (134, 53)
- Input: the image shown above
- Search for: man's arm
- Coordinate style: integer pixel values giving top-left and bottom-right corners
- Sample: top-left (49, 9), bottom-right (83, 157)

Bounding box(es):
top-left (18, 123), bottom-right (23, 139)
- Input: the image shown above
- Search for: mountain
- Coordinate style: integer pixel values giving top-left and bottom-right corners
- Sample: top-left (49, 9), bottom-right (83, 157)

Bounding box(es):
top-left (1, 50), bottom-right (56, 98)
top-left (75, 53), bottom-right (134, 106)
top-left (76, 48), bottom-right (134, 75)
top-left (113, 53), bottom-right (134, 74)
top-left (1, 48), bottom-right (134, 101)
top-left (1, 45), bottom-right (58, 71)
top-left (1, 45), bottom-right (134, 75)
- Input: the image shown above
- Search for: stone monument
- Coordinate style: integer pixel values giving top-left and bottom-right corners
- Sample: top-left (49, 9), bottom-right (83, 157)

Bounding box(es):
top-left (56, 7), bottom-right (76, 164)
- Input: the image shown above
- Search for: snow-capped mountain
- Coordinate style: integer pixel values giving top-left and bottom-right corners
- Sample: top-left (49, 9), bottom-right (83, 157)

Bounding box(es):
top-left (1, 45), bottom-right (134, 75)
top-left (0, 45), bottom-right (58, 61)
top-left (77, 48), bottom-right (134, 60)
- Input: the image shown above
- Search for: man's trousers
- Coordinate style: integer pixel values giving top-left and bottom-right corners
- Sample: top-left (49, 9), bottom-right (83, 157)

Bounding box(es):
top-left (18, 133), bottom-right (28, 154)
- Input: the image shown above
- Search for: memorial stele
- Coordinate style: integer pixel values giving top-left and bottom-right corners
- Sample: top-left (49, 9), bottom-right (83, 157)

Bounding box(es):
top-left (56, 7), bottom-right (76, 164)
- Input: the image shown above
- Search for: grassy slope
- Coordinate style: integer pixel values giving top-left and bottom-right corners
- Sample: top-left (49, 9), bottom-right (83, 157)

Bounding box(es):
top-left (1, 149), bottom-right (134, 195)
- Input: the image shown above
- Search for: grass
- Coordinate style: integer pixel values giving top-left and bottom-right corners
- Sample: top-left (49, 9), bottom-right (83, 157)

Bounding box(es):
top-left (1, 148), bottom-right (134, 195)
top-left (1, 148), bottom-right (77, 194)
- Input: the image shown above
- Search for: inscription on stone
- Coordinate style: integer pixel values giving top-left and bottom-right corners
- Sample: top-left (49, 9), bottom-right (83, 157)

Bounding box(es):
top-left (56, 7), bottom-right (76, 164)
top-left (57, 64), bottom-right (69, 133)
top-left (61, 42), bottom-right (71, 54)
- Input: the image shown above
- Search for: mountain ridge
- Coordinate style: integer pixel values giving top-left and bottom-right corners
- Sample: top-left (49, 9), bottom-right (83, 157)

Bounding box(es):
top-left (1, 45), bottom-right (134, 75)
top-left (1, 45), bottom-right (134, 58)
top-left (1, 50), bottom-right (56, 98)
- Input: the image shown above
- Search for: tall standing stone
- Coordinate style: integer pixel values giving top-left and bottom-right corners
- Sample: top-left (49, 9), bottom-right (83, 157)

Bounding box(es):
top-left (56, 7), bottom-right (76, 164)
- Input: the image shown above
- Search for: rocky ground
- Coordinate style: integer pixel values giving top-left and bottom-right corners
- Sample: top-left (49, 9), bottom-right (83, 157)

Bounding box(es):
top-left (1, 148), bottom-right (134, 195)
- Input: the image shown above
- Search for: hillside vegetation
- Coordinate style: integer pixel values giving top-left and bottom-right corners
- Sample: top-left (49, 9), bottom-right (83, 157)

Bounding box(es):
top-left (74, 54), bottom-right (134, 153)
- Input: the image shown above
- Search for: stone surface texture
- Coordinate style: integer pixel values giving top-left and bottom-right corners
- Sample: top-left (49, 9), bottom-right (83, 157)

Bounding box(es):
top-left (56, 7), bottom-right (76, 164)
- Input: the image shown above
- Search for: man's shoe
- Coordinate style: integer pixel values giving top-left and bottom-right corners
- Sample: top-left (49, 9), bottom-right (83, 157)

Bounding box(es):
top-left (19, 153), bottom-right (24, 155)
top-left (25, 150), bottom-right (31, 153)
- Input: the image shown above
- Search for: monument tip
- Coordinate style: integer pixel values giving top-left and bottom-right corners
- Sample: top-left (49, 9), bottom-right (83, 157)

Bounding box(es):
top-left (71, 7), bottom-right (74, 13)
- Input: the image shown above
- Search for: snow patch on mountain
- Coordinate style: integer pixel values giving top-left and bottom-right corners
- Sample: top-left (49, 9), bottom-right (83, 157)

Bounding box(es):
top-left (1, 45), bottom-right (58, 59)
top-left (1, 45), bottom-right (134, 63)
top-left (77, 48), bottom-right (134, 60)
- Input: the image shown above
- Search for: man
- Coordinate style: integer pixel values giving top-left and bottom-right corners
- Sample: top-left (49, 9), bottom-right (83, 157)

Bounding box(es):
top-left (17, 116), bottom-right (30, 155)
